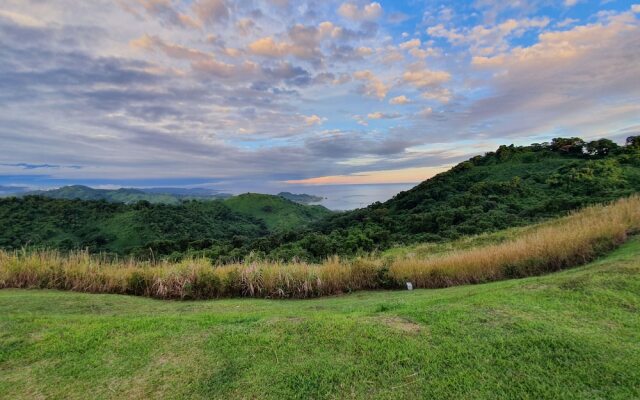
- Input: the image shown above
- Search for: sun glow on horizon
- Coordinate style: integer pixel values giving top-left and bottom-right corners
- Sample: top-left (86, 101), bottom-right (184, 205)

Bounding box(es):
top-left (284, 165), bottom-right (452, 185)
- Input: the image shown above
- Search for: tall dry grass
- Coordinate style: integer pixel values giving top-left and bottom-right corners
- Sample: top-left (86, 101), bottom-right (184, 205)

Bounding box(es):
top-left (1, 196), bottom-right (639, 299)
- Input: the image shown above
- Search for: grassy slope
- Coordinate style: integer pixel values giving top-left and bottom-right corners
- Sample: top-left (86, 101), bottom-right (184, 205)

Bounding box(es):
top-left (224, 193), bottom-right (332, 231)
top-left (1, 239), bottom-right (639, 399)
top-left (381, 224), bottom-right (540, 259)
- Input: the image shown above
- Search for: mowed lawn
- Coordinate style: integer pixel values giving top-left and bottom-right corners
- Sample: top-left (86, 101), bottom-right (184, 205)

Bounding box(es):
top-left (1, 240), bottom-right (640, 399)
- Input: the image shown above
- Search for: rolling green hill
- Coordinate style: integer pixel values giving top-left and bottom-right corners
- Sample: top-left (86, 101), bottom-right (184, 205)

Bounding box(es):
top-left (0, 194), bottom-right (331, 259)
top-left (0, 197), bottom-right (268, 258)
top-left (1, 237), bottom-right (638, 398)
top-left (224, 193), bottom-right (331, 231)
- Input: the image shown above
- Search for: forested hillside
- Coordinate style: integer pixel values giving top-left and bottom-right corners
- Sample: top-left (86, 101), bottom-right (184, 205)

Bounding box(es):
top-left (235, 137), bottom-right (640, 261)
top-left (225, 193), bottom-right (331, 230)
top-left (317, 137), bottom-right (640, 242)
top-left (0, 194), bottom-right (331, 260)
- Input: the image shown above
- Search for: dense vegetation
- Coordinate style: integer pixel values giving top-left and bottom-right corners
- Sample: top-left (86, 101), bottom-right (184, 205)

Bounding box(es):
top-left (1, 238), bottom-right (639, 398)
top-left (2, 196), bottom-right (638, 299)
top-left (224, 193), bottom-right (330, 231)
top-left (1, 136), bottom-right (639, 262)
top-left (245, 136), bottom-right (640, 260)
top-left (0, 193), bottom-right (331, 260)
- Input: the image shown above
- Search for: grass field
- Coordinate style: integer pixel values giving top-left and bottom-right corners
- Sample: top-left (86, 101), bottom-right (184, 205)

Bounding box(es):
top-left (1, 237), bottom-right (639, 399)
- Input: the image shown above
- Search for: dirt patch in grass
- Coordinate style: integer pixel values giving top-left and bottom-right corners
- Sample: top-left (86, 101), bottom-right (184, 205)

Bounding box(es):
top-left (559, 276), bottom-right (591, 291)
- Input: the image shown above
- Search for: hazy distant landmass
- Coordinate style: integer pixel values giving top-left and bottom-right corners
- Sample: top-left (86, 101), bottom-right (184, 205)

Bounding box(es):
top-left (0, 185), bottom-right (29, 196)
top-left (21, 185), bottom-right (232, 205)
top-left (139, 187), bottom-right (232, 198)
top-left (1, 183), bottom-right (413, 210)
top-left (6, 185), bottom-right (380, 210)
top-left (16, 185), bottom-right (330, 206)
top-left (277, 192), bottom-right (324, 204)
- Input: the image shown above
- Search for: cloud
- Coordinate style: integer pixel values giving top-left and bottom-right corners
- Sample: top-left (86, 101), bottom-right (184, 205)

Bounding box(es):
top-left (338, 2), bottom-right (382, 21)
top-left (426, 24), bottom-right (464, 42)
top-left (304, 114), bottom-right (324, 125)
top-left (408, 47), bottom-right (437, 59)
top-left (389, 95), bottom-right (410, 105)
top-left (120, 0), bottom-right (200, 28)
top-left (428, 17), bottom-right (550, 57)
top-left (0, 163), bottom-right (73, 170)
top-left (399, 38), bottom-right (421, 49)
top-left (131, 34), bottom-right (209, 61)
top-left (131, 34), bottom-right (260, 79)
top-left (353, 115), bottom-right (368, 126)
top-left (380, 47), bottom-right (404, 64)
top-left (248, 36), bottom-right (320, 61)
top-left (248, 36), bottom-right (287, 57)
top-left (356, 46), bottom-right (373, 56)
top-left (0, 10), bottom-right (45, 27)
top-left (557, 18), bottom-right (578, 28)
top-left (421, 88), bottom-right (452, 103)
top-left (193, 0), bottom-right (230, 25)
top-left (402, 67), bottom-right (451, 90)
top-left (192, 59), bottom-right (258, 79)
top-left (235, 18), bottom-right (256, 36)
top-left (463, 11), bottom-right (640, 139)
top-left (470, 0), bottom-right (549, 24)
top-left (1, 0), bottom-right (638, 192)
top-left (353, 70), bottom-right (389, 99)
top-left (318, 21), bottom-right (342, 38)
top-left (367, 112), bottom-right (401, 119)
top-left (387, 12), bottom-right (409, 24)
top-left (471, 13), bottom-right (638, 69)
top-left (416, 107), bottom-right (433, 118)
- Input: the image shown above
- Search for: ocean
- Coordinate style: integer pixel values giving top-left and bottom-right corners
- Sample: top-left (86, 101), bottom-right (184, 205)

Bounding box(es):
top-left (276, 183), bottom-right (416, 211)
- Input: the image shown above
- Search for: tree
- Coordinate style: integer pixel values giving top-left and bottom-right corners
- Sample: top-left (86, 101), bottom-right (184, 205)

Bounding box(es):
top-left (586, 139), bottom-right (619, 157)
top-left (550, 137), bottom-right (586, 155)
top-left (626, 136), bottom-right (640, 148)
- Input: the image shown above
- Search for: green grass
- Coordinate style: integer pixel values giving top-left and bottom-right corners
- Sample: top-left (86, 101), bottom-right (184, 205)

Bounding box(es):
top-left (1, 238), bottom-right (639, 399)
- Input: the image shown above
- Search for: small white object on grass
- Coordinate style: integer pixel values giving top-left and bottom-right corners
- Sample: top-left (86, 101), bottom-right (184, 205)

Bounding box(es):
top-left (406, 282), bottom-right (413, 291)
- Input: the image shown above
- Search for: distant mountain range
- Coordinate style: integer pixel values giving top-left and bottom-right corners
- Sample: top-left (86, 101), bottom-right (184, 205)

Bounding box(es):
top-left (11, 185), bottom-right (325, 206)
top-left (0, 186), bottom-right (29, 196)
top-left (20, 185), bottom-right (232, 205)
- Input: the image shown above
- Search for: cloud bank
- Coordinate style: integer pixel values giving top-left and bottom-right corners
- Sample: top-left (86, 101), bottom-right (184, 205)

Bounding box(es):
top-left (0, 0), bottom-right (638, 189)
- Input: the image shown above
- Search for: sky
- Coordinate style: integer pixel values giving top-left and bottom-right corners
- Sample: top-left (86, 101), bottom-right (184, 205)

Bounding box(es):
top-left (0, 0), bottom-right (639, 195)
